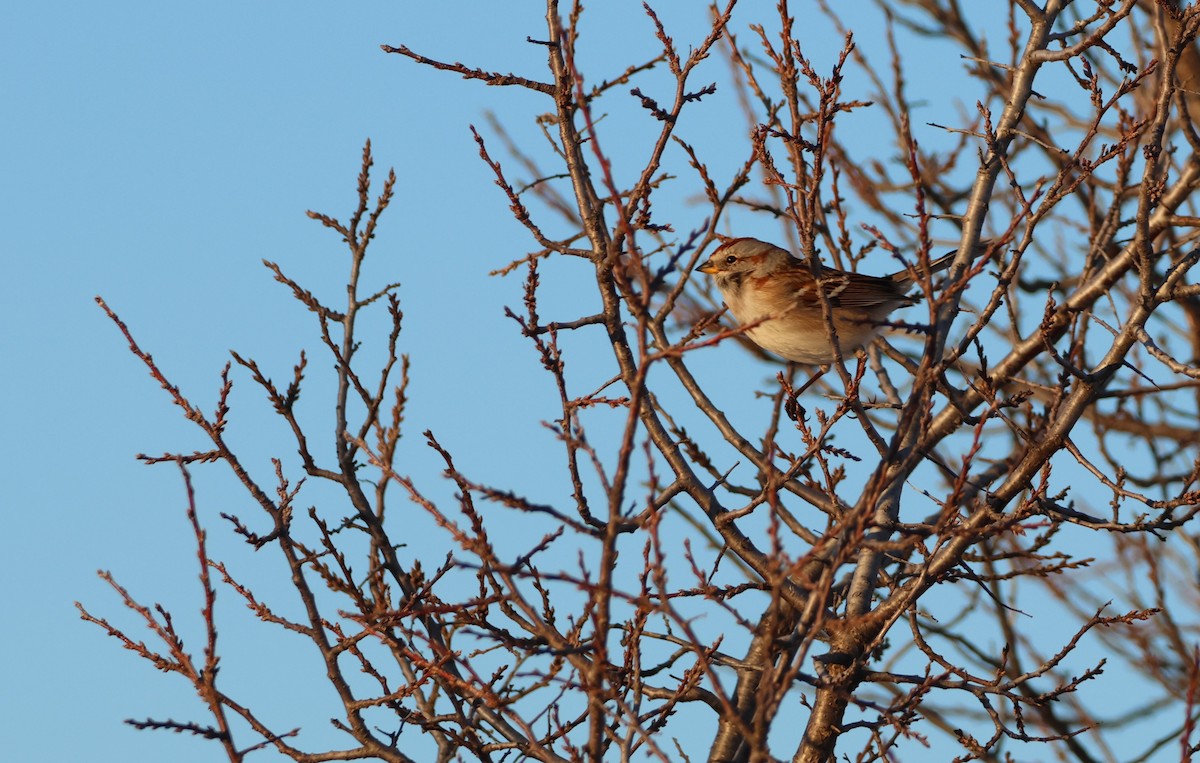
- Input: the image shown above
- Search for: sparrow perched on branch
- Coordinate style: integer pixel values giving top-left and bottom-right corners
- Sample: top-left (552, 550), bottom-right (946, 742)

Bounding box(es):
top-left (695, 237), bottom-right (964, 365)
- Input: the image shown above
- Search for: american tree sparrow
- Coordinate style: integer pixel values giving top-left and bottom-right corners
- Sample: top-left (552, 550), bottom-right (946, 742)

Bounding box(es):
top-left (695, 237), bottom-right (962, 365)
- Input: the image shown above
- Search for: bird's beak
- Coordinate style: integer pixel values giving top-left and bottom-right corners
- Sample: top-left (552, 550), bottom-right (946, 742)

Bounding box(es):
top-left (695, 262), bottom-right (718, 274)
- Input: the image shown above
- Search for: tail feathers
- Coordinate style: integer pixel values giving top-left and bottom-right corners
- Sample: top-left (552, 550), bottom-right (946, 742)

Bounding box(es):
top-left (890, 239), bottom-right (993, 283)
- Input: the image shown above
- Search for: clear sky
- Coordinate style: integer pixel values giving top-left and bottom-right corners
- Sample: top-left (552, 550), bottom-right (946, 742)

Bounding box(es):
top-left (2, 3), bottom-right (1172, 762)
top-left (3, 4), bottom-right (567, 759)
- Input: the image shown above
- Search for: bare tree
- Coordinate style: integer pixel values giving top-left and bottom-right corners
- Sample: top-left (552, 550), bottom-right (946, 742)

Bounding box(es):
top-left (81, 2), bottom-right (1200, 761)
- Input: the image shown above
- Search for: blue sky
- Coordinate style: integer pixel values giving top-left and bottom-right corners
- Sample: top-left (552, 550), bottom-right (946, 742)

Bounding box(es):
top-left (4, 4), bottom-right (560, 759)
top-left (3, 2), bottom-right (1180, 761)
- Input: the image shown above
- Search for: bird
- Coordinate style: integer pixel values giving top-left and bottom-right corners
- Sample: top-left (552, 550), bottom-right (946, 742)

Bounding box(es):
top-left (694, 237), bottom-right (964, 365)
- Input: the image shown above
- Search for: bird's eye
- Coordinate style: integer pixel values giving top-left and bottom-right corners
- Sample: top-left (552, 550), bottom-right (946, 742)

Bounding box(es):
top-left (724, 255), bottom-right (738, 265)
